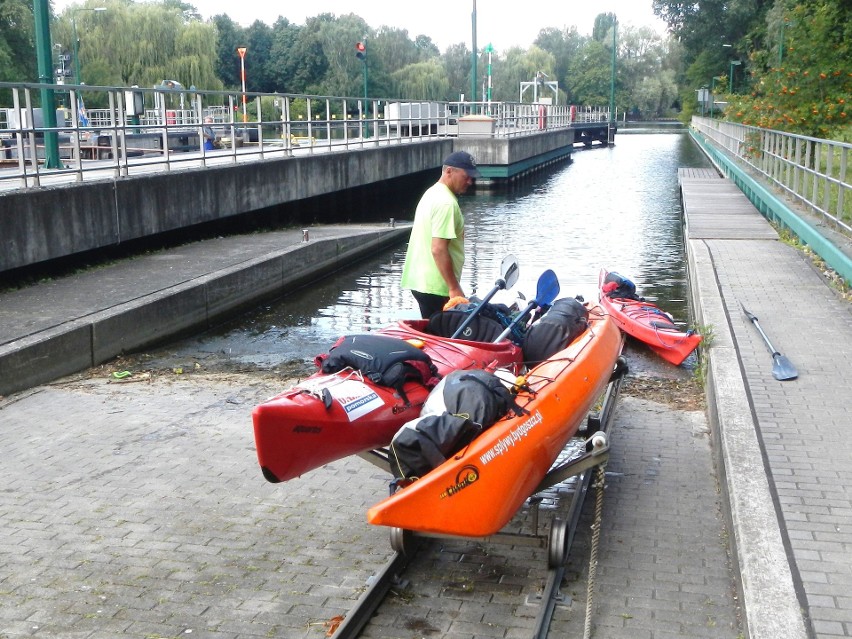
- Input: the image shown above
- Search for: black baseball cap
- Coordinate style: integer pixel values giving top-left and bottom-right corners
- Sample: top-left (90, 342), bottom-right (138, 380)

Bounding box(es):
top-left (443, 151), bottom-right (481, 178)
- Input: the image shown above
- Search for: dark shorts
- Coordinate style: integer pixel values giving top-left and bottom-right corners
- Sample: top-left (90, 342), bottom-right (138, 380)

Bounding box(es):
top-left (411, 290), bottom-right (449, 319)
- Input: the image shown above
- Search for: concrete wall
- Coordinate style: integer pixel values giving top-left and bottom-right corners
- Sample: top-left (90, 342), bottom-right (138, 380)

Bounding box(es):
top-left (0, 142), bottom-right (453, 273)
top-left (0, 227), bottom-right (408, 396)
top-left (461, 130), bottom-right (575, 181)
top-left (1, 133), bottom-right (575, 274)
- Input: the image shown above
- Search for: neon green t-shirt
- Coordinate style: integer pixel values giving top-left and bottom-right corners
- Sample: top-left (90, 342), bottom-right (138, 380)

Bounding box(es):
top-left (400, 182), bottom-right (465, 296)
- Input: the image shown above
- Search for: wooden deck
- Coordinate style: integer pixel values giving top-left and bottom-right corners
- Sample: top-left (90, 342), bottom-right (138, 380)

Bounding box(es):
top-left (679, 167), bottom-right (778, 241)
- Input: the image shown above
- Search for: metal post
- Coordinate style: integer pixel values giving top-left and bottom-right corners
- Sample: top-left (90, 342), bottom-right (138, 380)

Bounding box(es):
top-left (34, 0), bottom-right (61, 168)
top-left (72, 16), bottom-right (81, 86)
top-left (729, 60), bottom-right (741, 93)
top-left (71, 7), bottom-right (105, 86)
top-left (471, 0), bottom-right (477, 105)
top-left (608, 17), bottom-right (617, 143)
top-left (485, 43), bottom-right (493, 106)
top-left (237, 47), bottom-right (247, 123)
top-left (359, 38), bottom-right (368, 137)
top-left (710, 76), bottom-right (721, 117)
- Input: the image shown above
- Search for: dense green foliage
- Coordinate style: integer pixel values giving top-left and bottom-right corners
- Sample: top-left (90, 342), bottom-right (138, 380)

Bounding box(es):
top-left (6, 0), bottom-right (847, 136)
top-left (0, 0), bottom-right (37, 82)
top-left (654, 0), bottom-right (851, 139)
top-left (3, 1), bottom-right (681, 119)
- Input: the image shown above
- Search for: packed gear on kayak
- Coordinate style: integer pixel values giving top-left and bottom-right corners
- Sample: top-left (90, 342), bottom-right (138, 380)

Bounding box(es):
top-left (316, 334), bottom-right (440, 404)
top-left (601, 271), bottom-right (643, 301)
top-left (429, 298), bottom-right (526, 344)
top-left (389, 369), bottom-right (526, 480)
top-left (522, 297), bottom-right (589, 366)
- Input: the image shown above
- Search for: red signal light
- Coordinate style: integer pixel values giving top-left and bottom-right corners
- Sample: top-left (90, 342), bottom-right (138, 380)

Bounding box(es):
top-left (355, 42), bottom-right (366, 60)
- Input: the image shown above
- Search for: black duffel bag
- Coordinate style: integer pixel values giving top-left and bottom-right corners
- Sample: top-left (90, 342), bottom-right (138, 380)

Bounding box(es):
top-left (522, 297), bottom-right (589, 366)
top-left (389, 369), bottom-right (525, 479)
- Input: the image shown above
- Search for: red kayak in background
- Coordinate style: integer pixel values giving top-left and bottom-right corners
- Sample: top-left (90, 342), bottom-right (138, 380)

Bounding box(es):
top-left (599, 269), bottom-right (702, 366)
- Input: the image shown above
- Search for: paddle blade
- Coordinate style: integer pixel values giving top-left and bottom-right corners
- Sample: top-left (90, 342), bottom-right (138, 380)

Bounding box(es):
top-left (500, 254), bottom-right (520, 290)
top-left (772, 354), bottom-right (798, 381)
top-left (535, 269), bottom-right (560, 307)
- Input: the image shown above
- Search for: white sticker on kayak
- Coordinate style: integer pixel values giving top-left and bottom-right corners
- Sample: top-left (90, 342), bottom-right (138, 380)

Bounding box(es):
top-left (299, 377), bottom-right (385, 421)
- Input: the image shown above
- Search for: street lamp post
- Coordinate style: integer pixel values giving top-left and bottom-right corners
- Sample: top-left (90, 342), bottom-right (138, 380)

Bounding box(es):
top-left (71, 7), bottom-right (106, 85)
top-left (237, 47), bottom-right (247, 123)
top-left (470, 0), bottom-right (477, 104)
top-left (729, 60), bottom-right (741, 93)
top-left (484, 43), bottom-right (494, 106)
top-left (609, 16), bottom-right (617, 143)
top-left (33, 0), bottom-right (61, 168)
top-left (778, 19), bottom-right (793, 66)
top-left (710, 76), bottom-right (722, 117)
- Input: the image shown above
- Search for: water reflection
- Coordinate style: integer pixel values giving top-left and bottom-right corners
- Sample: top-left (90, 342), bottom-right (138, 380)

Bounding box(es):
top-left (164, 132), bottom-right (712, 367)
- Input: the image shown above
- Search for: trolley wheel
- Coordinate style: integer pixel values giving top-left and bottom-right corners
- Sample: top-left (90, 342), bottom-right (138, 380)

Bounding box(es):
top-left (547, 517), bottom-right (570, 568)
top-left (390, 527), bottom-right (415, 557)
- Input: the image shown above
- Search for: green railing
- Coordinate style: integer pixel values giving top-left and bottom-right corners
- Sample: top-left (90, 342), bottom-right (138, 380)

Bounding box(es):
top-left (692, 116), bottom-right (851, 235)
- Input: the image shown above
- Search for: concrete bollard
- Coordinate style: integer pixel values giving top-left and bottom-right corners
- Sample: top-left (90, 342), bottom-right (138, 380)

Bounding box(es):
top-left (302, 229), bottom-right (309, 242)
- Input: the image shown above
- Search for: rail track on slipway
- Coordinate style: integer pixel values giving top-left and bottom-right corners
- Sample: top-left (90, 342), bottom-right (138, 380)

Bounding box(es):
top-left (330, 357), bottom-right (627, 639)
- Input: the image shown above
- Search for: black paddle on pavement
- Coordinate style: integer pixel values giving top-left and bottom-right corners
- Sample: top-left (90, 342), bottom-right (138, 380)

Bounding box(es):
top-left (450, 254), bottom-right (520, 340)
top-left (740, 303), bottom-right (798, 381)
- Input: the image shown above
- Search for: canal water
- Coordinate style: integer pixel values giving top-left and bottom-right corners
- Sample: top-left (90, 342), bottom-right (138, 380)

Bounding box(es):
top-left (151, 130), bottom-right (713, 371)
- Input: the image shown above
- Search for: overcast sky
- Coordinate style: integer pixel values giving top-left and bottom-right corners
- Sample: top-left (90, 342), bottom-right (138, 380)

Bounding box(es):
top-left (55, 1), bottom-right (667, 52)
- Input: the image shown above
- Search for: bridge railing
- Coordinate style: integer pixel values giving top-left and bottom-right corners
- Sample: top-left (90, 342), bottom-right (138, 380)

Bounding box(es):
top-left (0, 81), bottom-right (590, 191)
top-left (692, 116), bottom-right (851, 235)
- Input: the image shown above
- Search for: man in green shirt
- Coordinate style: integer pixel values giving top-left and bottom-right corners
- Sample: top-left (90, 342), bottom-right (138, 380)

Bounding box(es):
top-left (401, 151), bottom-right (481, 318)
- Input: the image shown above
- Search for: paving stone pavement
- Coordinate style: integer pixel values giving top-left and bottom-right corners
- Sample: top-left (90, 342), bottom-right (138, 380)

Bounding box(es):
top-left (706, 238), bottom-right (852, 638)
top-left (361, 395), bottom-right (741, 639)
top-left (0, 366), bottom-right (741, 639)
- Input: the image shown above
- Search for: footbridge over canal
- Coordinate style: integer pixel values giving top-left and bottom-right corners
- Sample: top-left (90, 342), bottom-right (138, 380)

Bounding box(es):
top-left (2, 124), bottom-right (600, 275)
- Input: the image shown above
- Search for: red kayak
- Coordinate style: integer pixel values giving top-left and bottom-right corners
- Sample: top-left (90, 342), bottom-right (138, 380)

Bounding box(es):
top-left (252, 318), bottom-right (523, 483)
top-left (599, 269), bottom-right (701, 366)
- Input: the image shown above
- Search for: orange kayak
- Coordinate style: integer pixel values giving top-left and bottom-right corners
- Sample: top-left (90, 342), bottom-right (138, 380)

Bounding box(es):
top-left (599, 269), bottom-right (701, 366)
top-left (366, 305), bottom-right (623, 538)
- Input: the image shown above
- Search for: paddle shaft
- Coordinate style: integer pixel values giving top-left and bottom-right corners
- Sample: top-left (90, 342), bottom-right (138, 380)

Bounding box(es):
top-left (741, 306), bottom-right (779, 355)
top-left (741, 303), bottom-right (798, 380)
top-left (494, 300), bottom-right (536, 343)
top-left (450, 277), bottom-right (506, 340)
top-left (493, 269), bottom-right (560, 343)
top-left (449, 258), bottom-right (518, 341)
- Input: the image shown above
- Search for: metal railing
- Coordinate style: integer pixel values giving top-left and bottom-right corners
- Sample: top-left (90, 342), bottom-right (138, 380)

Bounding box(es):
top-left (0, 81), bottom-right (600, 192)
top-left (692, 116), bottom-right (851, 234)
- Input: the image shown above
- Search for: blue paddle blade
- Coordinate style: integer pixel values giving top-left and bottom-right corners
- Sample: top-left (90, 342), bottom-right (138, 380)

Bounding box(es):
top-left (535, 269), bottom-right (560, 306)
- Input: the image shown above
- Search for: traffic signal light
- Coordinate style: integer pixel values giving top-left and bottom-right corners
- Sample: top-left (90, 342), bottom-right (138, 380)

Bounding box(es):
top-left (355, 42), bottom-right (366, 61)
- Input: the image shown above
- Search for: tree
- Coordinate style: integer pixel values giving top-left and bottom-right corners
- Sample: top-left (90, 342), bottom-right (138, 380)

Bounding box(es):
top-left (726, 0), bottom-right (852, 139)
top-left (390, 60), bottom-right (450, 100)
top-left (372, 26), bottom-right (422, 75)
top-left (443, 43), bottom-right (471, 100)
top-left (566, 39), bottom-right (613, 105)
top-left (241, 20), bottom-right (274, 92)
top-left (617, 25), bottom-right (679, 117)
top-left (592, 13), bottom-right (616, 42)
top-left (309, 14), bottom-right (372, 97)
top-left (269, 14), bottom-right (334, 95)
top-left (52, 2), bottom-right (221, 91)
top-left (212, 14), bottom-right (241, 88)
top-left (534, 26), bottom-right (583, 98)
top-left (0, 0), bottom-right (36, 83)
